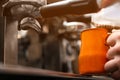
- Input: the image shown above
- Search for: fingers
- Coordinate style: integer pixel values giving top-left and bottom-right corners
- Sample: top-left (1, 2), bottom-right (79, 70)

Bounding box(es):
top-left (107, 43), bottom-right (120, 59)
top-left (106, 31), bottom-right (120, 59)
top-left (105, 31), bottom-right (120, 79)
top-left (104, 59), bottom-right (118, 72)
top-left (105, 56), bottom-right (120, 79)
top-left (106, 32), bottom-right (120, 61)
top-left (106, 32), bottom-right (118, 47)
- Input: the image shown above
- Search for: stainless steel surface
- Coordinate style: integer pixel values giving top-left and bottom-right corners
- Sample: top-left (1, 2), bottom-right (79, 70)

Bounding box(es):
top-left (4, 17), bottom-right (18, 65)
top-left (0, 64), bottom-right (114, 80)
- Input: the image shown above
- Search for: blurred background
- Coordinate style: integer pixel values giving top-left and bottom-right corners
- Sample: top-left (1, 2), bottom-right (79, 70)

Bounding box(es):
top-left (0, 0), bottom-right (97, 74)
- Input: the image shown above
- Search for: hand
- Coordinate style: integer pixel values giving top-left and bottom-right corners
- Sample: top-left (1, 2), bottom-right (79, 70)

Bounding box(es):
top-left (105, 30), bottom-right (120, 79)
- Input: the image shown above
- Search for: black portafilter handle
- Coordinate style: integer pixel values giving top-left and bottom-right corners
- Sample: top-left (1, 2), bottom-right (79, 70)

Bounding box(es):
top-left (65, 15), bottom-right (91, 23)
top-left (40, 0), bottom-right (99, 18)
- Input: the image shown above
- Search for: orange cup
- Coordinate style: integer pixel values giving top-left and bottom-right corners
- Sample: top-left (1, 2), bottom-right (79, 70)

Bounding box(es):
top-left (78, 28), bottom-right (109, 75)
